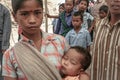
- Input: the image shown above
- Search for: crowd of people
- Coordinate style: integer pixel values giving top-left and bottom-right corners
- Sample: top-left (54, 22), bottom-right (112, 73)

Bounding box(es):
top-left (0, 0), bottom-right (120, 80)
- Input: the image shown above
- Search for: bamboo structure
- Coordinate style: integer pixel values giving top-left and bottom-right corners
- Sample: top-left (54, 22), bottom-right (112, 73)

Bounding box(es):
top-left (44, 0), bottom-right (48, 32)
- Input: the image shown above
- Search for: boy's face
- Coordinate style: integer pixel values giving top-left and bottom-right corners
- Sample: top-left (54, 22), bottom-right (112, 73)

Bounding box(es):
top-left (106, 0), bottom-right (120, 15)
top-left (13, 0), bottom-right (43, 35)
top-left (61, 49), bottom-right (83, 76)
top-left (72, 15), bottom-right (82, 29)
top-left (65, 0), bottom-right (74, 13)
top-left (78, 0), bottom-right (88, 11)
top-left (74, 0), bottom-right (79, 5)
top-left (99, 10), bottom-right (107, 19)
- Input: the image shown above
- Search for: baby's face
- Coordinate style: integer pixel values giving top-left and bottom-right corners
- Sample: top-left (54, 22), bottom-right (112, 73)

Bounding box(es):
top-left (61, 49), bottom-right (84, 76)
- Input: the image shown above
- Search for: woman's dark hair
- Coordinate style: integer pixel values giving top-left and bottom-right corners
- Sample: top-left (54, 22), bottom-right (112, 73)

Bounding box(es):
top-left (99, 5), bottom-right (109, 14)
top-left (11, 0), bottom-right (43, 14)
top-left (69, 46), bottom-right (91, 71)
top-left (79, 0), bottom-right (89, 7)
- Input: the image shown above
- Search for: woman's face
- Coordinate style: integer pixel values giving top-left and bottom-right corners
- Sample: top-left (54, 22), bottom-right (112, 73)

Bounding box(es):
top-left (13, 0), bottom-right (43, 35)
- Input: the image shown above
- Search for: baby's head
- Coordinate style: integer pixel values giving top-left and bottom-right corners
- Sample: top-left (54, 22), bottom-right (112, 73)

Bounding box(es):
top-left (60, 46), bottom-right (91, 77)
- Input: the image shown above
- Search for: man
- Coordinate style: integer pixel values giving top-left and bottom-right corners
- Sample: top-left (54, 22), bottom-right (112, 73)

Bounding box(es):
top-left (0, 3), bottom-right (11, 80)
top-left (90, 0), bottom-right (120, 80)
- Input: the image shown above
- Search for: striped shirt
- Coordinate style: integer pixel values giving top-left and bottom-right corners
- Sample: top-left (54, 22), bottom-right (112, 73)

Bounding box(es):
top-left (2, 31), bottom-right (69, 79)
top-left (90, 18), bottom-right (120, 80)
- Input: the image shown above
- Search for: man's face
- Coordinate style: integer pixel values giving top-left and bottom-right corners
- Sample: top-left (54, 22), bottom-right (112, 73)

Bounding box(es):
top-left (106, 0), bottom-right (120, 15)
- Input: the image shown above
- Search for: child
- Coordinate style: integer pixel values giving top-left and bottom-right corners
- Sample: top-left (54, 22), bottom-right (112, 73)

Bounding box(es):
top-left (46, 3), bottom-right (65, 18)
top-left (99, 5), bottom-right (108, 19)
top-left (78, 0), bottom-right (94, 41)
top-left (2, 0), bottom-right (70, 80)
top-left (78, 0), bottom-right (94, 30)
top-left (54, 0), bottom-right (74, 36)
top-left (93, 5), bottom-right (108, 35)
top-left (44, 3), bottom-right (65, 33)
top-left (65, 11), bottom-right (91, 51)
top-left (73, 0), bottom-right (80, 11)
top-left (60, 46), bottom-right (91, 80)
top-left (51, 3), bottom-right (65, 33)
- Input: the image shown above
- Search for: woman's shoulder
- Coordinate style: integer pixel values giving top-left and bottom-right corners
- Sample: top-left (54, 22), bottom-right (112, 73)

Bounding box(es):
top-left (3, 47), bottom-right (15, 61)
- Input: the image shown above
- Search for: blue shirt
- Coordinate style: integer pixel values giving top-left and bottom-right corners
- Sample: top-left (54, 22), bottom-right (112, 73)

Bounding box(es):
top-left (82, 12), bottom-right (94, 29)
top-left (52, 18), bottom-right (58, 33)
top-left (65, 28), bottom-right (91, 48)
top-left (55, 11), bottom-right (74, 35)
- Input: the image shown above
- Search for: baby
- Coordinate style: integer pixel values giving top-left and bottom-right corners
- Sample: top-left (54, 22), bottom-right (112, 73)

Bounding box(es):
top-left (60, 46), bottom-right (91, 80)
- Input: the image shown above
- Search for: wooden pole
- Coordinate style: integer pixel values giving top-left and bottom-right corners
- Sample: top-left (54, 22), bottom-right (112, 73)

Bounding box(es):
top-left (44, 0), bottom-right (48, 32)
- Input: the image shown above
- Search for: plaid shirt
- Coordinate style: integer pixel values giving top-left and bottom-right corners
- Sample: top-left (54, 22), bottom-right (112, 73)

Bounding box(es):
top-left (2, 31), bottom-right (69, 79)
top-left (65, 28), bottom-right (91, 48)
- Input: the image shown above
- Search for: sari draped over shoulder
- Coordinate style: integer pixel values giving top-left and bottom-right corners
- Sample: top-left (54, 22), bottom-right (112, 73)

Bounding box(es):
top-left (13, 41), bottom-right (62, 80)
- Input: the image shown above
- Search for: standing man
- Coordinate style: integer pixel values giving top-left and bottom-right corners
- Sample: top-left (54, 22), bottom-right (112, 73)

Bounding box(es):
top-left (0, 3), bottom-right (11, 80)
top-left (90, 0), bottom-right (120, 80)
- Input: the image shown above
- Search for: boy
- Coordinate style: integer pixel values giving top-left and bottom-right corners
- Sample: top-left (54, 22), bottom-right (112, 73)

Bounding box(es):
top-left (65, 11), bottom-right (91, 51)
top-left (99, 5), bottom-right (108, 19)
top-left (78, 0), bottom-right (94, 41)
top-left (55, 0), bottom-right (74, 37)
top-left (51, 3), bottom-right (65, 33)
top-left (78, 0), bottom-right (94, 30)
